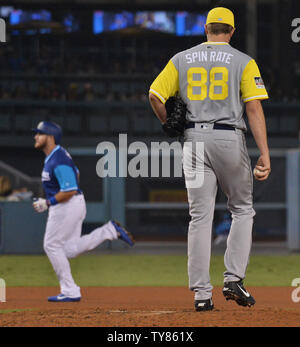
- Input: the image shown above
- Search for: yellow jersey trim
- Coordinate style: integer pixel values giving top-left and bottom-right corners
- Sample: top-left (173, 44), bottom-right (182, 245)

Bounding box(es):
top-left (149, 60), bottom-right (179, 104)
top-left (241, 59), bottom-right (269, 102)
top-left (201, 41), bottom-right (229, 45)
top-left (244, 95), bottom-right (269, 102)
top-left (149, 89), bottom-right (166, 103)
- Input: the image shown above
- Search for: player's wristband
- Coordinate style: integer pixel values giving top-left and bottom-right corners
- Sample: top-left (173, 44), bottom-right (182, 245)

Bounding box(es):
top-left (47, 197), bottom-right (58, 206)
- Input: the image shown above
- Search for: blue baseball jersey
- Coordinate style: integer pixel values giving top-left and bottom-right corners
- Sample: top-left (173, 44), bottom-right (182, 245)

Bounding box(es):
top-left (41, 145), bottom-right (81, 199)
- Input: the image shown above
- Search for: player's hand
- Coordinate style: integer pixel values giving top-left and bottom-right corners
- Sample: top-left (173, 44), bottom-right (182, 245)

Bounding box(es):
top-left (254, 154), bottom-right (271, 181)
top-left (33, 198), bottom-right (49, 213)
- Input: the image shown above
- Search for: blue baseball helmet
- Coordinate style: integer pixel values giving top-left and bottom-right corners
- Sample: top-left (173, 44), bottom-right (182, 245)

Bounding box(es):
top-left (32, 121), bottom-right (62, 144)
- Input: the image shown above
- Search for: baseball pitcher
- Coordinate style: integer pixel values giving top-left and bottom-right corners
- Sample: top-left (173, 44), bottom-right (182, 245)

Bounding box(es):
top-left (32, 121), bottom-right (134, 302)
top-left (149, 7), bottom-right (271, 311)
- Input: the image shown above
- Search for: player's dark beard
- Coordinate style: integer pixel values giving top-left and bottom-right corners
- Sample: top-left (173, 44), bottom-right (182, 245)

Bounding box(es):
top-left (35, 139), bottom-right (47, 150)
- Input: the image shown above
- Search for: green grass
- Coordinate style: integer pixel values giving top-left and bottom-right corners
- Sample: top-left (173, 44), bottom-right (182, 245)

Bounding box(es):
top-left (0, 254), bottom-right (299, 287)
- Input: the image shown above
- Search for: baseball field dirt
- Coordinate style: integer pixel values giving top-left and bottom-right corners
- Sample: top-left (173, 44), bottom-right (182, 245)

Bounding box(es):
top-left (0, 286), bottom-right (299, 327)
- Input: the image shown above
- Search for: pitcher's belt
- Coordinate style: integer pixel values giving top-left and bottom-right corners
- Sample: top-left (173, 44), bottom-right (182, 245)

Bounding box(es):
top-left (185, 122), bottom-right (236, 131)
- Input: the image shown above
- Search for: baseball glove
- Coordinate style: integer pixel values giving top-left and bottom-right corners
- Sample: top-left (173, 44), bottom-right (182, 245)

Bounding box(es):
top-left (162, 95), bottom-right (187, 138)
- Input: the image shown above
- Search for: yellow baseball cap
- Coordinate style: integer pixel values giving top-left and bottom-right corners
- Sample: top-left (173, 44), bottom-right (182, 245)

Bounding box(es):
top-left (206, 7), bottom-right (235, 28)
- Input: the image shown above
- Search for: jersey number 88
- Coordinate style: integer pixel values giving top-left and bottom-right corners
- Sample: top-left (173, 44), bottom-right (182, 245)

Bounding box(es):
top-left (187, 67), bottom-right (229, 101)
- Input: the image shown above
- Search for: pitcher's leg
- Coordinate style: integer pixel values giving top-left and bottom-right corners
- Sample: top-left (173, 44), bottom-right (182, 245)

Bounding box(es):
top-left (186, 169), bottom-right (218, 300)
top-left (223, 208), bottom-right (255, 282)
top-left (212, 133), bottom-right (255, 282)
top-left (223, 154), bottom-right (255, 282)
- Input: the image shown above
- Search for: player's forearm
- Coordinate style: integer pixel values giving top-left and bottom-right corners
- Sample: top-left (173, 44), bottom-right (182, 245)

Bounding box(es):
top-left (33, 190), bottom-right (78, 213)
top-left (246, 100), bottom-right (269, 156)
top-left (54, 191), bottom-right (78, 204)
top-left (149, 93), bottom-right (167, 124)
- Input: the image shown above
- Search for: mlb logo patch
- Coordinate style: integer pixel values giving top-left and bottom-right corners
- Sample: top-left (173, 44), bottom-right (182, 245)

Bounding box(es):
top-left (254, 77), bottom-right (265, 89)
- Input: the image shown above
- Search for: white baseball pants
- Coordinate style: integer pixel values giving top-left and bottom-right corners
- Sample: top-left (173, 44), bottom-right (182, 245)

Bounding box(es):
top-left (44, 194), bottom-right (118, 298)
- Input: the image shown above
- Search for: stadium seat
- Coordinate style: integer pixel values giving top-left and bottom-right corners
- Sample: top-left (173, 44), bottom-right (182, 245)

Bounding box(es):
top-left (15, 114), bottom-right (30, 133)
top-left (93, 82), bottom-right (105, 94)
top-left (279, 116), bottom-right (298, 133)
top-left (112, 82), bottom-right (128, 93)
top-left (88, 116), bottom-right (109, 134)
top-left (132, 113), bottom-right (151, 134)
top-left (0, 115), bottom-right (11, 132)
top-left (151, 116), bottom-right (163, 134)
top-left (266, 117), bottom-right (280, 133)
top-left (64, 115), bottom-right (82, 134)
top-left (108, 114), bottom-right (129, 133)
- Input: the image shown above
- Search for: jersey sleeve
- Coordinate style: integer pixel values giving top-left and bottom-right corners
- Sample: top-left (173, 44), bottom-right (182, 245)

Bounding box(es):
top-left (149, 59), bottom-right (179, 104)
top-left (240, 59), bottom-right (269, 102)
top-left (54, 165), bottom-right (78, 192)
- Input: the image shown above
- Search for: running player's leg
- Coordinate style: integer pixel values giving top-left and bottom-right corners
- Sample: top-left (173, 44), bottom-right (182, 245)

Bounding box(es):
top-left (65, 222), bottom-right (118, 259)
top-left (44, 201), bottom-right (82, 297)
top-left (211, 131), bottom-right (255, 282)
top-left (63, 195), bottom-right (118, 259)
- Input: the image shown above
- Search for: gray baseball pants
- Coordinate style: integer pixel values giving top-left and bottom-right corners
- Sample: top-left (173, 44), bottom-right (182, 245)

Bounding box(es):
top-left (183, 124), bottom-right (255, 300)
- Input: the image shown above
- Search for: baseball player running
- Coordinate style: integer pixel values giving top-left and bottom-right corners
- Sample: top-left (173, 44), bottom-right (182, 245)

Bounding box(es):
top-left (149, 7), bottom-right (270, 311)
top-left (32, 121), bottom-right (134, 302)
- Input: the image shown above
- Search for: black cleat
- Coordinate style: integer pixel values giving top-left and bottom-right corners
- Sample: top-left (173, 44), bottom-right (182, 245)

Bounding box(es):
top-left (223, 280), bottom-right (255, 307)
top-left (194, 298), bottom-right (214, 312)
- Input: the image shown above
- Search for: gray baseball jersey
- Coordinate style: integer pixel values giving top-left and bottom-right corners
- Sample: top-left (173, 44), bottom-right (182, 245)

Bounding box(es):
top-left (150, 42), bottom-right (268, 130)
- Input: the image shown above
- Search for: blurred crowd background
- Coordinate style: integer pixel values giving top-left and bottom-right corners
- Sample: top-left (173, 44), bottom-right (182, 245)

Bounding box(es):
top-left (0, 0), bottom-right (299, 105)
top-left (0, 45), bottom-right (299, 104)
top-left (0, 25), bottom-right (299, 104)
top-left (0, 0), bottom-right (299, 243)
